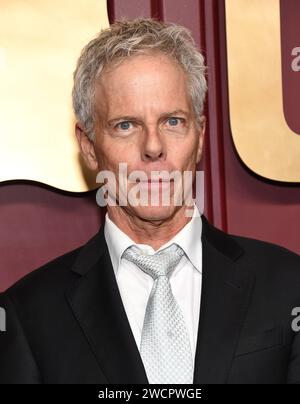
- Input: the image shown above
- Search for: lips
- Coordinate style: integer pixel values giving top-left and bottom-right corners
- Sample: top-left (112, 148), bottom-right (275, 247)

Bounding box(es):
top-left (138, 179), bottom-right (174, 185)
top-left (137, 179), bottom-right (174, 192)
top-left (144, 179), bottom-right (172, 183)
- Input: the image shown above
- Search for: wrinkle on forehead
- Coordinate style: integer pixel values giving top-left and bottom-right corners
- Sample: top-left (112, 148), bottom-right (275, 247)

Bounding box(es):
top-left (94, 53), bottom-right (192, 124)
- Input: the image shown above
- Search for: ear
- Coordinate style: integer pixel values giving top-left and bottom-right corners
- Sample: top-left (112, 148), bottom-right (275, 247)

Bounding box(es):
top-left (196, 115), bottom-right (206, 163)
top-left (75, 123), bottom-right (98, 171)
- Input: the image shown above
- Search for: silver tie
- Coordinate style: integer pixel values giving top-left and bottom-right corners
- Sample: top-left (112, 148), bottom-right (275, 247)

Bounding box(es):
top-left (122, 244), bottom-right (193, 384)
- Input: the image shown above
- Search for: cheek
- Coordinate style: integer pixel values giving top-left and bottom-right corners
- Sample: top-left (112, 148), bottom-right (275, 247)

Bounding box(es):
top-left (169, 137), bottom-right (198, 169)
top-left (95, 138), bottom-right (138, 172)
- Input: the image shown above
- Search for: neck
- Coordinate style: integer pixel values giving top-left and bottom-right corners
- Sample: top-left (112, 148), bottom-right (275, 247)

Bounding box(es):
top-left (107, 205), bottom-right (194, 250)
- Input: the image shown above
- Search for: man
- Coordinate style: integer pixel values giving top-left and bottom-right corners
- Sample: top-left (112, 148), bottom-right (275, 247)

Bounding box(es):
top-left (0, 18), bottom-right (300, 384)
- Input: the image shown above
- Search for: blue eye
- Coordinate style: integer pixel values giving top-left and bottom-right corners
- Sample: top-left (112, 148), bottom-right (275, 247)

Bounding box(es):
top-left (118, 121), bottom-right (131, 130)
top-left (167, 117), bottom-right (181, 126)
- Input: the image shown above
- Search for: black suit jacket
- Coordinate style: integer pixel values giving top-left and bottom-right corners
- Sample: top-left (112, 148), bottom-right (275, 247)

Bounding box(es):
top-left (0, 216), bottom-right (300, 384)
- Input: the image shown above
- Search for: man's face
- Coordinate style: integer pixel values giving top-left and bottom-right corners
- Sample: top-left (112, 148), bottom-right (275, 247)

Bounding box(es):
top-left (78, 53), bottom-right (205, 221)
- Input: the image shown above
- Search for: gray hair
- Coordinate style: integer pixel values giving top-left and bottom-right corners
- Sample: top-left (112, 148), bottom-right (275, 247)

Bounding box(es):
top-left (72, 18), bottom-right (207, 141)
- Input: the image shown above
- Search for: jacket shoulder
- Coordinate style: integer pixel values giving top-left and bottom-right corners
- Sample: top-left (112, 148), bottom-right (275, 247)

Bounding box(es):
top-left (228, 231), bottom-right (300, 287)
top-left (231, 232), bottom-right (300, 264)
top-left (202, 215), bottom-right (300, 276)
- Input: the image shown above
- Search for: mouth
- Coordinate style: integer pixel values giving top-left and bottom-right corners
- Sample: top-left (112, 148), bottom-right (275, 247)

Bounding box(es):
top-left (136, 178), bottom-right (174, 192)
top-left (144, 179), bottom-right (172, 183)
top-left (127, 177), bottom-right (174, 184)
top-left (137, 178), bottom-right (174, 184)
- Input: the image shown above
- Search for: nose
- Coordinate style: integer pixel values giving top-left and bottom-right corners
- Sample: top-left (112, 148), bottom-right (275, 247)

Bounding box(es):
top-left (141, 126), bottom-right (166, 162)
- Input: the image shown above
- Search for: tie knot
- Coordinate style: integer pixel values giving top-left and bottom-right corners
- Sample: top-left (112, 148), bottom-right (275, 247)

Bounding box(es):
top-left (122, 244), bottom-right (184, 280)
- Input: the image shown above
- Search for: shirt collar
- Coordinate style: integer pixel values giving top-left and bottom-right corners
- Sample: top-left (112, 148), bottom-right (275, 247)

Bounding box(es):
top-left (104, 205), bottom-right (202, 276)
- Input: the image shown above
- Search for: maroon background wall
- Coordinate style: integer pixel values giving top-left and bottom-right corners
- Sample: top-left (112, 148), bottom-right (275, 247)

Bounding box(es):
top-left (0, 0), bottom-right (299, 292)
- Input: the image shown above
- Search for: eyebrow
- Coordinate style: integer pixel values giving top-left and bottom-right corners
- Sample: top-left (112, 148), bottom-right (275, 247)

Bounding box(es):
top-left (107, 110), bottom-right (190, 126)
top-left (107, 116), bottom-right (141, 127)
top-left (161, 109), bottom-right (190, 118)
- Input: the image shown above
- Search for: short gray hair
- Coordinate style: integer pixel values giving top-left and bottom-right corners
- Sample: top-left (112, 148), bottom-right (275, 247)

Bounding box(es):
top-left (72, 18), bottom-right (207, 140)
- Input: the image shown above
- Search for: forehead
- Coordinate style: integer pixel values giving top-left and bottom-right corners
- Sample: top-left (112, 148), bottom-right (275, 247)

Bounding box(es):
top-left (94, 54), bottom-right (191, 117)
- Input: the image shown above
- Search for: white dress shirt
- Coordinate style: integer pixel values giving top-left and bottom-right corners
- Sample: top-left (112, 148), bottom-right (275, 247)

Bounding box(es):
top-left (104, 206), bottom-right (202, 368)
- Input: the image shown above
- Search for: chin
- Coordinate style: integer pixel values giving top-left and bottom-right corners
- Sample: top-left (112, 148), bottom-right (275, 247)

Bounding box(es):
top-left (129, 204), bottom-right (179, 223)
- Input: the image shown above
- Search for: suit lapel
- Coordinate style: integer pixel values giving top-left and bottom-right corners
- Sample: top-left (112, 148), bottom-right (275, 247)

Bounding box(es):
top-left (66, 227), bottom-right (148, 384)
top-left (193, 217), bottom-right (255, 384)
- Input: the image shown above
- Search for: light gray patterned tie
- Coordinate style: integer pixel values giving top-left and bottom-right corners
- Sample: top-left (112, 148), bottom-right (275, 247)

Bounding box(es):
top-left (122, 244), bottom-right (193, 384)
